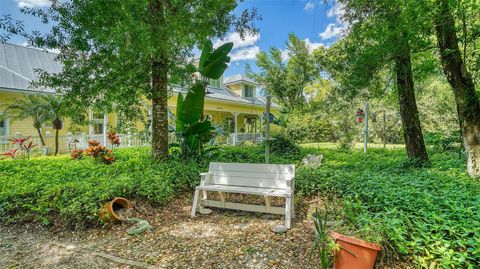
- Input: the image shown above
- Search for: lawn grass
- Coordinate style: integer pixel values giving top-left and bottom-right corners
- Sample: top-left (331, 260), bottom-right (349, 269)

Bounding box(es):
top-left (0, 145), bottom-right (478, 267)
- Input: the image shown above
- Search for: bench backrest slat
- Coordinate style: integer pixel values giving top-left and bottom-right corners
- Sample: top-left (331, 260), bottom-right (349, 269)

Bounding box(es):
top-left (208, 162), bottom-right (295, 189)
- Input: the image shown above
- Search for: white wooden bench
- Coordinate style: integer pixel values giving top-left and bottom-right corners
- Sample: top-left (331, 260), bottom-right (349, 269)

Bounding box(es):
top-left (191, 162), bottom-right (295, 229)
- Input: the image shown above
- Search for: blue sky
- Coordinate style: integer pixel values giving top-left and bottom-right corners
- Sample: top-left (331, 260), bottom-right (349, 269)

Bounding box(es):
top-left (2, 0), bottom-right (344, 77)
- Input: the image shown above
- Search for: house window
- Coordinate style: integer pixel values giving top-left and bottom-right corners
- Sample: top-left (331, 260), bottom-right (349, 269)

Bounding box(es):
top-left (0, 114), bottom-right (8, 144)
top-left (209, 77), bottom-right (223, 88)
top-left (243, 84), bottom-right (255, 98)
top-left (92, 112), bottom-right (105, 135)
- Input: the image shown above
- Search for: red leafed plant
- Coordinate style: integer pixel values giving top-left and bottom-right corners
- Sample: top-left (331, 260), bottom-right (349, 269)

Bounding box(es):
top-left (71, 149), bottom-right (84, 160)
top-left (107, 131), bottom-right (121, 148)
top-left (85, 140), bottom-right (115, 165)
top-left (2, 148), bottom-right (19, 159)
top-left (7, 136), bottom-right (36, 159)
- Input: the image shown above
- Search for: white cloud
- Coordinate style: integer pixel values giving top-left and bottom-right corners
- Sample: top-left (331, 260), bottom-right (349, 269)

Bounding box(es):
top-left (304, 38), bottom-right (325, 52)
top-left (214, 32), bottom-right (261, 50)
top-left (327, 1), bottom-right (345, 21)
top-left (280, 38), bottom-right (324, 62)
top-left (230, 46), bottom-right (260, 62)
top-left (319, 23), bottom-right (344, 40)
top-left (16, 0), bottom-right (51, 8)
top-left (304, 1), bottom-right (315, 11)
top-left (281, 49), bottom-right (290, 62)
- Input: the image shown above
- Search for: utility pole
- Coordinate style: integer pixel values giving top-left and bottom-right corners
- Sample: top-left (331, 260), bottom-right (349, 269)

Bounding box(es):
top-left (265, 94), bottom-right (271, 164)
top-left (364, 101), bottom-right (369, 153)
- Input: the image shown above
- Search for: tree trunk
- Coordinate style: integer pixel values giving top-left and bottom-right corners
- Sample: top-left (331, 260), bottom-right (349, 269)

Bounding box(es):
top-left (394, 39), bottom-right (430, 163)
top-left (149, 0), bottom-right (169, 160)
top-left (434, 0), bottom-right (480, 176)
top-left (54, 129), bottom-right (59, 156)
top-left (36, 128), bottom-right (46, 147)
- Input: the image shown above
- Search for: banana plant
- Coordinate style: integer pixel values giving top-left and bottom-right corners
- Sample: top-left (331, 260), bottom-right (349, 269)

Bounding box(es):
top-left (176, 40), bottom-right (233, 158)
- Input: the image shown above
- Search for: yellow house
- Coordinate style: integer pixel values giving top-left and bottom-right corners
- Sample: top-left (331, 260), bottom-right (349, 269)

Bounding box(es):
top-left (0, 42), bottom-right (278, 152)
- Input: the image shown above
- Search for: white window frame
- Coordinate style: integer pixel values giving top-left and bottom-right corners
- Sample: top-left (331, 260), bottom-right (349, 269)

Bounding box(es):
top-left (0, 112), bottom-right (9, 144)
top-left (91, 111), bottom-right (107, 135)
top-left (243, 84), bottom-right (255, 99)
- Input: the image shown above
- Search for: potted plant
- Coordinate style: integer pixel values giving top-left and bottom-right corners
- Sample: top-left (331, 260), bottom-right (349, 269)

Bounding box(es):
top-left (330, 231), bottom-right (381, 269)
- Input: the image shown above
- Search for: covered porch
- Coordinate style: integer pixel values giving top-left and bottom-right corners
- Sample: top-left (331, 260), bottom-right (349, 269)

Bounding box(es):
top-left (204, 110), bottom-right (265, 145)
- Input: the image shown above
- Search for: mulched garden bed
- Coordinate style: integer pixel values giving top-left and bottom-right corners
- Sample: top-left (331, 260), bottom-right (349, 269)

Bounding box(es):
top-left (1, 193), bottom-right (322, 269)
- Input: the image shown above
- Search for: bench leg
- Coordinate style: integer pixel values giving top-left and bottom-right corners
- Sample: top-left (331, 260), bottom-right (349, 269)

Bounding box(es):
top-left (191, 189), bottom-right (200, 217)
top-left (285, 197), bottom-right (292, 229)
top-left (291, 193), bottom-right (295, 219)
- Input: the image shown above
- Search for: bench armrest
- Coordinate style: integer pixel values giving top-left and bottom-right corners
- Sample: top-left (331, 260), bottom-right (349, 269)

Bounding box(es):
top-left (199, 172), bottom-right (213, 186)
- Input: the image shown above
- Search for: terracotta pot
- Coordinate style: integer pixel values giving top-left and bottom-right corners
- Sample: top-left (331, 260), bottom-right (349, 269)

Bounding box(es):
top-left (98, 197), bottom-right (132, 222)
top-left (330, 232), bottom-right (381, 269)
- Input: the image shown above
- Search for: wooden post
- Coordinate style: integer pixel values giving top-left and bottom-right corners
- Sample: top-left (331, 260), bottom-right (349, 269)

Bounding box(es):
top-left (233, 112), bottom-right (239, 145)
top-left (265, 95), bottom-right (271, 164)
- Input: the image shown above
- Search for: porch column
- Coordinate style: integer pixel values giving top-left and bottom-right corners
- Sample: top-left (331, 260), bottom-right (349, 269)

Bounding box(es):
top-left (103, 112), bottom-right (108, 146)
top-left (259, 114), bottom-right (263, 134)
top-left (233, 112), bottom-right (239, 145)
top-left (88, 109), bottom-right (94, 136)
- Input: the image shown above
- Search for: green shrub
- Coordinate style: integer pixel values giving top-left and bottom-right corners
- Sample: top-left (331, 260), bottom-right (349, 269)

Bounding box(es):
top-left (0, 147), bottom-right (200, 227)
top-left (264, 132), bottom-right (300, 155)
top-left (296, 148), bottom-right (480, 268)
top-left (424, 131), bottom-right (462, 152)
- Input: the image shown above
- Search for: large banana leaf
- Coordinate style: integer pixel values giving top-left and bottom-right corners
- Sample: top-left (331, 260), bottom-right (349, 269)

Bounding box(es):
top-left (180, 82), bottom-right (205, 125)
top-left (199, 42), bottom-right (233, 79)
top-left (198, 41), bottom-right (213, 74)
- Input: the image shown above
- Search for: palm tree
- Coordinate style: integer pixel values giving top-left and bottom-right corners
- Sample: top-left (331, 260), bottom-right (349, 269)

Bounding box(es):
top-left (42, 95), bottom-right (66, 156)
top-left (3, 95), bottom-right (49, 147)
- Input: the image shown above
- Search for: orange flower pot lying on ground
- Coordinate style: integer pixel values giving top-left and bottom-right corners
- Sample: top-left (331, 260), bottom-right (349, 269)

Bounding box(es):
top-left (330, 232), bottom-right (382, 269)
top-left (98, 197), bottom-right (132, 223)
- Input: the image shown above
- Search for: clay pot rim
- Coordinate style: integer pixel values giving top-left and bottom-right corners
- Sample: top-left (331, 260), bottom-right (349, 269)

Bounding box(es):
top-left (330, 231), bottom-right (382, 251)
top-left (109, 197), bottom-right (132, 220)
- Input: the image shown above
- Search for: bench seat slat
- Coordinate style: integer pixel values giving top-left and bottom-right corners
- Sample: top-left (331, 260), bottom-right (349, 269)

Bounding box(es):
top-left (211, 171), bottom-right (293, 181)
top-left (210, 162), bottom-right (295, 175)
top-left (196, 184), bottom-right (291, 197)
top-left (210, 176), bottom-right (289, 189)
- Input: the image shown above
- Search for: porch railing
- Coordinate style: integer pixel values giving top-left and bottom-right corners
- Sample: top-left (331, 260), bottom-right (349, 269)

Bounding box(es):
top-left (227, 133), bottom-right (263, 145)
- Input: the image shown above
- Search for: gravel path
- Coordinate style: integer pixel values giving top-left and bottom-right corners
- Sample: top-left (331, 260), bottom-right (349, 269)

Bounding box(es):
top-left (0, 194), bottom-right (320, 269)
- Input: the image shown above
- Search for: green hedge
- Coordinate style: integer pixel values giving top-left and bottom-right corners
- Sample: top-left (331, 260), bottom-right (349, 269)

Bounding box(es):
top-left (0, 147), bottom-right (202, 227)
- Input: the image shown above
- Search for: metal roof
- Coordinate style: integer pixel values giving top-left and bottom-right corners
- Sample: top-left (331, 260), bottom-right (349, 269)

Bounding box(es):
top-left (223, 74), bottom-right (260, 86)
top-left (170, 85), bottom-right (274, 108)
top-left (0, 42), bottom-right (61, 93)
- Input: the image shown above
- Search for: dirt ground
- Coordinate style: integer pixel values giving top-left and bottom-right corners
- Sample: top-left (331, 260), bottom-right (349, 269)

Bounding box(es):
top-left (0, 194), bottom-right (321, 269)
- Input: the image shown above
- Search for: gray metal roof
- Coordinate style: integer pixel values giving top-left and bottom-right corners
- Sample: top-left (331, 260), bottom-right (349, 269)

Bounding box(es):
top-left (223, 74), bottom-right (259, 86)
top-left (0, 42), bottom-right (61, 93)
top-left (170, 85), bottom-right (273, 108)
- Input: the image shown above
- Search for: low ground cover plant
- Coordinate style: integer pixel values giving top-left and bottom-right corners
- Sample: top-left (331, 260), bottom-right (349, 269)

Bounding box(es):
top-left (0, 145), bottom-right (478, 268)
top-left (296, 148), bottom-right (480, 268)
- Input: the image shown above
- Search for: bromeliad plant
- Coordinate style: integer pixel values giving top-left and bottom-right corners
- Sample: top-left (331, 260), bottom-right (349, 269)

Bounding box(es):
top-left (175, 41), bottom-right (233, 158)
